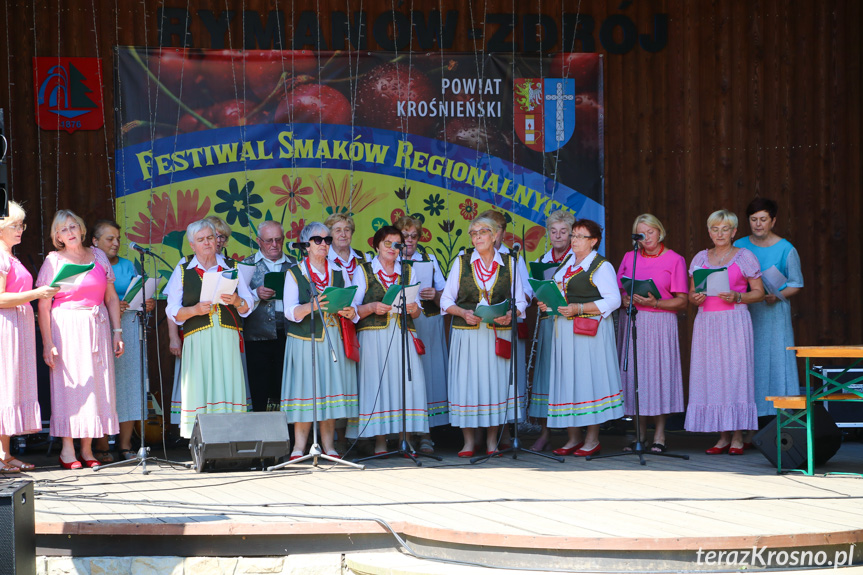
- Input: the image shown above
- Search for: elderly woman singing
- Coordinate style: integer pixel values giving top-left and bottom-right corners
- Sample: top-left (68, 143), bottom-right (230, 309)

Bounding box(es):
top-left (687, 210), bottom-right (764, 455)
top-left (0, 202), bottom-right (59, 472)
top-left (281, 221), bottom-right (358, 460)
top-left (36, 210), bottom-right (124, 469)
top-left (164, 219), bottom-right (255, 438)
top-left (539, 219), bottom-right (624, 457)
top-left (442, 216), bottom-right (527, 457)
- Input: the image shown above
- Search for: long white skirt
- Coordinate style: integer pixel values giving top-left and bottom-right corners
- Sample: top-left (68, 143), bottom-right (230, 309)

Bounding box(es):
top-left (447, 323), bottom-right (523, 428)
top-left (347, 320), bottom-right (429, 438)
top-left (547, 318), bottom-right (625, 428)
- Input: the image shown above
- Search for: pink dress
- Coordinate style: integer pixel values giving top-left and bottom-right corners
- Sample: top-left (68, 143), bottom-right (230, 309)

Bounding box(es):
top-left (685, 248), bottom-right (761, 432)
top-left (616, 248), bottom-right (687, 416)
top-left (0, 251), bottom-right (42, 436)
top-left (36, 248), bottom-right (119, 438)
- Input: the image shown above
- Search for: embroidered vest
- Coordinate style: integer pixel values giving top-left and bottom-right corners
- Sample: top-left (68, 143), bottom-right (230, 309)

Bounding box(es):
top-left (452, 253), bottom-right (513, 329)
top-left (562, 254), bottom-right (606, 315)
top-left (181, 257), bottom-right (242, 337)
top-left (286, 263), bottom-right (345, 341)
top-left (356, 262), bottom-right (415, 332)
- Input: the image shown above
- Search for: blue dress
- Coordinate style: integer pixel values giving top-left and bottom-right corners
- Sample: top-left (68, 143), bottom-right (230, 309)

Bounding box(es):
top-left (733, 237), bottom-right (804, 416)
top-left (112, 257), bottom-right (146, 423)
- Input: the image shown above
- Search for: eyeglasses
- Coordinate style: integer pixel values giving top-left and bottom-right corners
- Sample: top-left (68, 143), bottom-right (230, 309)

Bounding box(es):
top-left (260, 236), bottom-right (284, 245)
top-left (402, 232), bottom-right (419, 240)
top-left (468, 229), bottom-right (493, 239)
top-left (58, 224), bottom-right (80, 235)
top-left (380, 240), bottom-right (400, 249)
top-left (215, 234), bottom-right (229, 242)
top-left (9, 223), bottom-right (27, 232)
top-left (309, 236), bottom-right (333, 245)
top-left (572, 234), bottom-right (594, 240)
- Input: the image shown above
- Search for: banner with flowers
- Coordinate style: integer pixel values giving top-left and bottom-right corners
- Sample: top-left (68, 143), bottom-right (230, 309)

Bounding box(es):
top-left (114, 49), bottom-right (603, 281)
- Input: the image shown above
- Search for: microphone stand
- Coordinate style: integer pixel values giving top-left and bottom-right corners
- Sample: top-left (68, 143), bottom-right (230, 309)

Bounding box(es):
top-left (586, 238), bottom-right (689, 465)
top-left (268, 246), bottom-right (364, 471)
top-left (95, 248), bottom-right (191, 473)
top-left (473, 246), bottom-right (564, 464)
top-left (356, 246), bottom-right (441, 466)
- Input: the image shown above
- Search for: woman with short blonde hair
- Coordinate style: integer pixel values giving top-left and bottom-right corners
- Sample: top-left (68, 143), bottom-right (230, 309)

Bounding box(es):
top-left (686, 210), bottom-right (764, 455)
top-left (616, 214), bottom-right (687, 453)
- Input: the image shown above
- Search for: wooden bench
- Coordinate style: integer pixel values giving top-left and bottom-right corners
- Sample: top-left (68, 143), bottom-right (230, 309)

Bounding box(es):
top-left (770, 346), bottom-right (863, 475)
top-left (766, 394), bottom-right (860, 410)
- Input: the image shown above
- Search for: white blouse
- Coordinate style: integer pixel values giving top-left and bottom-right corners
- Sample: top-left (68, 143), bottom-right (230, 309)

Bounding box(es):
top-left (165, 254), bottom-right (256, 326)
top-left (283, 259), bottom-right (353, 323)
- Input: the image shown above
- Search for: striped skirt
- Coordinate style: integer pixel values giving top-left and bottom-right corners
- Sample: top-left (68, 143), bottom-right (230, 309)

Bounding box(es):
top-left (547, 317), bottom-right (625, 428)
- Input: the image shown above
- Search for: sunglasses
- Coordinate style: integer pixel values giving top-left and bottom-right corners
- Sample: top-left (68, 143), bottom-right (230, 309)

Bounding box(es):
top-left (309, 236), bottom-right (333, 245)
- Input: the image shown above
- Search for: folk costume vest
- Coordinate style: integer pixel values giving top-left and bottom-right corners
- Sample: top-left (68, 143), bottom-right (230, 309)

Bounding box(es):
top-left (181, 257), bottom-right (242, 337)
top-left (286, 263), bottom-right (346, 341)
top-left (451, 253), bottom-right (513, 329)
top-left (560, 253), bottom-right (606, 317)
top-left (356, 261), bottom-right (416, 332)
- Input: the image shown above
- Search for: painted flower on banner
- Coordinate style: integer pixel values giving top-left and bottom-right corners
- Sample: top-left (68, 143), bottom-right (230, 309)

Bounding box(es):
top-left (439, 219), bottom-right (455, 233)
top-left (423, 193), bottom-right (445, 216)
top-left (390, 208), bottom-right (405, 223)
top-left (286, 219), bottom-right (306, 240)
top-left (316, 173), bottom-right (386, 216)
top-left (459, 198), bottom-right (478, 221)
top-left (271, 174), bottom-right (313, 216)
top-left (127, 188), bottom-right (211, 245)
top-left (215, 178), bottom-right (263, 228)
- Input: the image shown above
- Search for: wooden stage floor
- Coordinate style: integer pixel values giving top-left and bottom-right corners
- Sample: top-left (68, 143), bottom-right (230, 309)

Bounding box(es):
top-left (16, 429), bottom-right (863, 565)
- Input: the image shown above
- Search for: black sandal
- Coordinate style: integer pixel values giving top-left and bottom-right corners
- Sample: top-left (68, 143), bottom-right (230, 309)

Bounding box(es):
top-left (119, 449), bottom-right (136, 461)
top-left (92, 449), bottom-right (114, 463)
top-left (622, 441), bottom-right (637, 452)
top-left (650, 442), bottom-right (667, 453)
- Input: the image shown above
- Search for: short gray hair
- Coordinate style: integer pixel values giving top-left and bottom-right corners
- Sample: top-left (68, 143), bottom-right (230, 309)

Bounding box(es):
top-left (299, 221), bottom-right (330, 243)
top-left (186, 219), bottom-right (214, 243)
top-left (257, 220), bottom-right (283, 237)
top-left (546, 210), bottom-right (575, 229)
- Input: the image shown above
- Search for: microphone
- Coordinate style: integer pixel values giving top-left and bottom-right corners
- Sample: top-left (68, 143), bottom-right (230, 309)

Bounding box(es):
top-left (510, 243), bottom-right (522, 254)
top-left (392, 242), bottom-right (405, 250)
top-left (128, 241), bottom-right (153, 255)
top-left (290, 241), bottom-right (310, 250)
top-left (631, 233), bottom-right (645, 241)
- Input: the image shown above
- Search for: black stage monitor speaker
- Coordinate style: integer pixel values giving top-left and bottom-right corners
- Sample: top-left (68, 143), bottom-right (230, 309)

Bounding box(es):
top-left (189, 412), bottom-right (290, 472)
top-left (753, 403), bottom-right (842, 470)
top-left (0, 481), bottom-right (35, 575)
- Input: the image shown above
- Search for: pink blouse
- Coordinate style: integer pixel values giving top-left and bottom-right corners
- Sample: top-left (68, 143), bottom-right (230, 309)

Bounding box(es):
top-left (36, 248), bottom-right (115, 309)
top-left (0, 251), bottom-right (33, 293)
top-left (616, 247), bottom-right (688, 313)
top-left (689, 248), bottom-right (761, 312)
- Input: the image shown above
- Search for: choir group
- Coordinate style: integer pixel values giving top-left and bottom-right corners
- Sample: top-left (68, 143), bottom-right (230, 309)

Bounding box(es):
top-left (0, 197), bottom-right (802, 472)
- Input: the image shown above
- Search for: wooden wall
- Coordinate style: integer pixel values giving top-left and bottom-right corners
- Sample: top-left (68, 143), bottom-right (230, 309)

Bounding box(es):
top-left (2, 0), bottom-right (861, 391)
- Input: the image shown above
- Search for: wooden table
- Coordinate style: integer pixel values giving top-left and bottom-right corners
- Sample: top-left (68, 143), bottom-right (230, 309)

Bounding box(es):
top-left (779, 346), bottom-right (863, 475)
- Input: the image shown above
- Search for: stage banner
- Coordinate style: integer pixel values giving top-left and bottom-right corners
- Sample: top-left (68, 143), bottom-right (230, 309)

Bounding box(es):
top-left (114, 49), bottom-right (603, 283)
